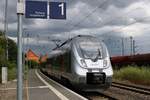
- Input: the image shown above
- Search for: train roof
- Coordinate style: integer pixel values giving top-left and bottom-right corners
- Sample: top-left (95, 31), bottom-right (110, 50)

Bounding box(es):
top-left (49, 35), bottom-right (103, 58)
top-left (52, 35), bottom-right (100, 50)
top-left (48, 49), bottom-right (67, 58)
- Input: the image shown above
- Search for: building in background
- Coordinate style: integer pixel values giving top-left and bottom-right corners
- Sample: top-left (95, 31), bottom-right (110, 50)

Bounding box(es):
top-left (26, 49), bottom-right (40, 63)
top-left (100, 33), bottom-right (131, 57)
top-left (40, 54), bottom-right (48, 63)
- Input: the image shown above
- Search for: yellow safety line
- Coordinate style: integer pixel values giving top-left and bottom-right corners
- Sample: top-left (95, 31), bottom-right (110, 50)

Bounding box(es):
top-left (26, 79), bottom-right (29, 100)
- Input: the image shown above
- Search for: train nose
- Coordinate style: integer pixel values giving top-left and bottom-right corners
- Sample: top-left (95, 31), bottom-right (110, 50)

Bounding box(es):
top-left (86, 72), bottom-right (106, 84)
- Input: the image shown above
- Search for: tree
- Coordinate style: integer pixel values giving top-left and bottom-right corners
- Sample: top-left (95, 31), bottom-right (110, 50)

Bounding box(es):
top-left (0, 31), bottom-right (17, 82)
top-left (8, 38), bottom-right (17, 63)
top-left (0, 48), bottom-right (6, 66)
top-left (0, 31), bottom-right (17, 65)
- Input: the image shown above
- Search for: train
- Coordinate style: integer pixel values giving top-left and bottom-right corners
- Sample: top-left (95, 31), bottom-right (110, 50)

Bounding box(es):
top-left (42, 35), bottom-right (113, 91)
top-left (111, 53), bottom-right (150, 67)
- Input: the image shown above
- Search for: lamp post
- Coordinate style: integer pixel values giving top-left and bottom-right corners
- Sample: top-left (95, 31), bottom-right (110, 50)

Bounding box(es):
top-left (17, 0), bottom-right (24, 100)
top-left (4, 0), bottom-right (8, 61)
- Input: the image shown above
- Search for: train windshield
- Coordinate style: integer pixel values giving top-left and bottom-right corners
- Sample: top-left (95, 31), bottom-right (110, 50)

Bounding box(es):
top-left (77, 37), bottom-right (106, 59)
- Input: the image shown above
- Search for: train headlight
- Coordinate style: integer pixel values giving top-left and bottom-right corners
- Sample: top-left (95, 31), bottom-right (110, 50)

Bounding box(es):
top-left (80, 59), bottom-right (87, 67)
top-left (103, 60), bottom-right (107, 67)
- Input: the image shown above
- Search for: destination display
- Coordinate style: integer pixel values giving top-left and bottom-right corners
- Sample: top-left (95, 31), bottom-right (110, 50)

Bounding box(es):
top-left (49, 2), bottom-right (66, 19)
top-left (25, 1), bottom-right (47, 19)
top-left (25, 1), bottom-right (66, 19)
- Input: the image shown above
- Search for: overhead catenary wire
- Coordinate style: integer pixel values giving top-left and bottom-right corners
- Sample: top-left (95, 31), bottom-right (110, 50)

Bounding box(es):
top-left (65, 0), bottom-right (107, 39)
top-left (46, 0), bottom-right (149, 53)
top-left (51, 1), bottom-right (148, 54)
top-left (64, 0), bottom-right (148, 40)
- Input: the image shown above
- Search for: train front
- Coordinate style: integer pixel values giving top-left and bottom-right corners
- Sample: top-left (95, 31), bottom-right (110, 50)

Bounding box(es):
top-left (71, 36), bottom-right (113, 91)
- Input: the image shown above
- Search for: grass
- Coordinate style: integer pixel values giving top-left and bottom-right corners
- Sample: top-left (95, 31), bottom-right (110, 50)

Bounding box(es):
top-left (8, 67), bottom-right (16, 81)
top-left (24, 65), bottom-right (29, 80)
top-left (113, 65), bottom-right (150, 86)
top-left (0, 67), bottom-right (16, 83)
top-left (0, 67), bottom-right (27, 82)
top-left (0, 68), bottom-right (1, 83)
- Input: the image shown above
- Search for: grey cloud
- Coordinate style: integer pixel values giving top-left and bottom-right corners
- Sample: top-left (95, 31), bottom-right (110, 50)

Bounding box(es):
top-left (3, 0), bottom-right (142, 34)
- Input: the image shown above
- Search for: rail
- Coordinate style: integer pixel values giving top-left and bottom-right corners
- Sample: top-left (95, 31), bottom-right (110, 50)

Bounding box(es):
top-left (112, 82), bottom-right (150, 95)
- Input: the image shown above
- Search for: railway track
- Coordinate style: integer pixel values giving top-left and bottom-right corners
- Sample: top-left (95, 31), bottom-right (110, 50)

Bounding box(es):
top-left (112, 82), bottom-right (150, 95)
top-left (81, 91), bottom-right (118, 100)
top-left (72, 81), bottom-right (150, 100)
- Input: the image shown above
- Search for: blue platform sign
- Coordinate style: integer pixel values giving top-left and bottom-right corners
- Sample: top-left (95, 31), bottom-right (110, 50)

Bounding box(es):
top-left (49, 2), bottom-right (66, 19)
top-left (25, 1), bottom-right (47, 19)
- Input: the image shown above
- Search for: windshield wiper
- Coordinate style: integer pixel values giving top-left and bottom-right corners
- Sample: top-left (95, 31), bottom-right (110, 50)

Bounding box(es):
top-left (92, 49), bottom-right (101, 62)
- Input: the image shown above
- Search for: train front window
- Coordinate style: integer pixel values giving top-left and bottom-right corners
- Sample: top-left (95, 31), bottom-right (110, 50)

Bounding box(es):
top-left (78, 38), bottom-right (103, 59)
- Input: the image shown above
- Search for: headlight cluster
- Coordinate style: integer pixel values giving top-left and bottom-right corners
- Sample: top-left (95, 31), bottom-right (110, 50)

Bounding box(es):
top-left (80, 59), bottom-right (87, 67)
top-left (103, 60), bottom-right (107, 67)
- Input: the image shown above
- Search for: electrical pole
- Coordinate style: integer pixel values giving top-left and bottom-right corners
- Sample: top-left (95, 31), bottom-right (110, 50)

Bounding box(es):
top-left (27, 33), bottom-right (29, 52)
top-left (4, 0), bottom-right (8, 60)
top-left (17, 0), bottom-right (24, 100)
top-left (27, 33), bottom-right (29, 71)
top-left (23, 29), bottom-right (26, 78)
top-left (121, 38), bottom-right (124, 56)
top-left (133, 40), bottom-right (135, 55)
top-left (37, 34), bottom-right (40, 55)
top-left (130, 36), bottom-right (133, 55)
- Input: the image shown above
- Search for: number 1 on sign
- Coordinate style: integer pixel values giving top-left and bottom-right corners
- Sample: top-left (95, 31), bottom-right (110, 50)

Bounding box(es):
top-left (59, 3), bottom-right (64, 16)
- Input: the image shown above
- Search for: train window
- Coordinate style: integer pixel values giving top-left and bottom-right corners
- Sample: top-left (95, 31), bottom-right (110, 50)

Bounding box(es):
top-left (76, 37), bottom-right (103, 59)
top-left (101, 43), bottom-right (108, 58)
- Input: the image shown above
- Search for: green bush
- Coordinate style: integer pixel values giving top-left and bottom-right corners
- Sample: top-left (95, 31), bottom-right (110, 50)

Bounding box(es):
top-left (40, 62), bottom-right (46, 68)
top-left (0, 31), bottom-right (17, 82)
top-left (8, 67), bottom-right (16, 81)
top-left (114, 66), bottom-right (150, 85)
top-left (26, 60), bottom-right (39, 69)
top-left (0, 62), bottom-right (17, 82)
top-left (7, 62), bottom-right (17, 81)
top-left (0, 68), bottom-right (1, 83)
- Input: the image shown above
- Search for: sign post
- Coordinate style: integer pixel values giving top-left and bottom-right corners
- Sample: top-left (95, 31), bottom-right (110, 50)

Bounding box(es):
top-left (17, 0), bottom-right (24, 100)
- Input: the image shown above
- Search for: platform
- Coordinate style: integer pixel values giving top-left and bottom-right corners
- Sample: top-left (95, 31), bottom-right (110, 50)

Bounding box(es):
top-left (27, 69), bottom-right (87, 100)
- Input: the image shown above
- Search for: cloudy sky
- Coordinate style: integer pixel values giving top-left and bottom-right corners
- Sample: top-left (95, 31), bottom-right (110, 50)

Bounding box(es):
top-left (1, 0), bottom-right (150, 56)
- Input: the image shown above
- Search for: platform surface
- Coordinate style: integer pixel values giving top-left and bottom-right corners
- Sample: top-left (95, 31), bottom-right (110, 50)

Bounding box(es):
top-left (27, 69), bottom-right (87, 100)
